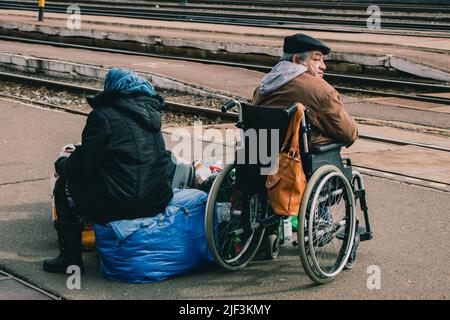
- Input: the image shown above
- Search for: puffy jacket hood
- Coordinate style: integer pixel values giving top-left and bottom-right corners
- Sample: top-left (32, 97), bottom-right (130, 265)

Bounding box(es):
top-left (103, 67), bottom-right (158, 98)
top-left (260, 61), bottom-right (307, 96)
top-left (87, 93), bottom-right (164, 131)
top-left (114, 94), bottom-right (163, 131)
top-left (87, 68), bottom-right (164, 131)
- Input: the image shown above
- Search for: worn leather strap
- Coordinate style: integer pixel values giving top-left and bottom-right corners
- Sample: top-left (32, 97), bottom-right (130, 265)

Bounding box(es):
top-left (282, 103), bottom-right (304, 157)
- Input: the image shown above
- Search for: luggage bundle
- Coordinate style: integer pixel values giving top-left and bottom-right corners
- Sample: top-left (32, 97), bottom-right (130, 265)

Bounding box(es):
top-left (94, 188), bottom-right (214, 283)
top-left (50, 147), bottom-right (223, 283)
top-left (166, 150), bottom-right (223, 191)
top-left (166, 150), bottom-right (195, 189)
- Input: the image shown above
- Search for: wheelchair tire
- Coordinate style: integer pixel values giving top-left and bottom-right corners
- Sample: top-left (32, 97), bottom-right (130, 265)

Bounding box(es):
top-left (344, 255), bottom-right (356, 270)
top-left (298, 165), bottom-right (356, 284)
top-left (266, 234), bottom-right (280, 260)
top-left (205, 164), bottom-right (267, 271)
top-left (345, 233), bottom-right (360, 270)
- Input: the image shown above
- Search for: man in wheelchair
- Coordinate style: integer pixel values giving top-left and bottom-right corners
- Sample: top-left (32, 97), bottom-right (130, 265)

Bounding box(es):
top-left (205, 34), bottom-right (373, 284)
top-left (251, 33), bottom-right (361, 259)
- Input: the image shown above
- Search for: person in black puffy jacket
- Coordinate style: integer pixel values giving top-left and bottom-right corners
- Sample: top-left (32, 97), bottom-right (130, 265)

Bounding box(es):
top-left (43, 68), bottom-right (174, 274)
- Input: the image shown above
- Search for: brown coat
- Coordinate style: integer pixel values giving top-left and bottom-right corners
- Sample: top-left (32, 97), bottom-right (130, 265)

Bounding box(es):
top-left (252, 73), bottom-right (358, 146)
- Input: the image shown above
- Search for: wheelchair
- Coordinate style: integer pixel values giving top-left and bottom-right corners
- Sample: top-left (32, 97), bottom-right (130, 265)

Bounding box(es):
top-left (204, 100), bottom-right (373, 284)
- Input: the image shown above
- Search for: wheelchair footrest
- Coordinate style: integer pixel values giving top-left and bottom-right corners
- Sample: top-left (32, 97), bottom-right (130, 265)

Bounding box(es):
top-left (336, 225), bottom-right (366, 241)
top-left (360, 232), bottom-right (373, 242)
top-left (260, 215), bottom-right (280, 229)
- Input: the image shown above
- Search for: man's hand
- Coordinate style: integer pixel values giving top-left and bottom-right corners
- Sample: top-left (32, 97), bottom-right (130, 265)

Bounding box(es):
top-left (59, 144), bottom-right (76, 158)
top-left (55, 144), bottom-right (77, 177)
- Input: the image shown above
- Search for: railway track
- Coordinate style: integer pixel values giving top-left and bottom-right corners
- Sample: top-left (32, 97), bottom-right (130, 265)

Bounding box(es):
top-left (158, 0), bottom-right (450, 13)
top-left (14, 0), bottom-right (450, 22)
top-left (1, 35), bottom-right (449, 106)
top-left (1, 1), bottom-right (449, 32)
top-left (1, 71), bottom-right (449, 153)
top-left (1, 70), bottom-right (449, 191)
top-left (26, 0), bottom-right (450, 14)
top-left (0, 71), bottom-right (238, 120)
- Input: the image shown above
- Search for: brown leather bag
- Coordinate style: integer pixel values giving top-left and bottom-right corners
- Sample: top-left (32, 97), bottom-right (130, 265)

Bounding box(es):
top-left (265, 103), bottom-right (307, 217)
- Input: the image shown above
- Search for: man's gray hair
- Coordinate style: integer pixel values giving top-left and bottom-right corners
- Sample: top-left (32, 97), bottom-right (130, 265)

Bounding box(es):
top-left (280, 51), bottom-right (310, 62)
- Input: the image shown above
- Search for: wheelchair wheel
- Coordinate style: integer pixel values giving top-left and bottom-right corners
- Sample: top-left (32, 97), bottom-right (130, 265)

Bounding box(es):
top-left (298, 165), bottom-right (356, 284)
top-left (266, 234), bottom-right (280, 260)
top-left (205, 164), bottom-right (267, 271)
top-left (344, 232), bottom-right (360, 270)
top-left (344, 254), bottom-right (357, 270)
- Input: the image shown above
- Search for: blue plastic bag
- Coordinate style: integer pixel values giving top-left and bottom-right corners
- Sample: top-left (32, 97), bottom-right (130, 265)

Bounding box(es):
top-left (94, 189), bottom-right (213, 283)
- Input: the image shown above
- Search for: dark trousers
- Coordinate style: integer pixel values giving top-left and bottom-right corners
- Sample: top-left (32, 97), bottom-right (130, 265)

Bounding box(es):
top-left (53, 176), bottom-right (85, 228)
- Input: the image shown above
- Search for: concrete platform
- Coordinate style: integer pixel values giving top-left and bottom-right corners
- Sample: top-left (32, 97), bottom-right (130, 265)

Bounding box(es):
top-left (0, 39), bottom-right (261, 98)
top-left (1, 38), bottom-right (450, 132)
top-left (360, 97), bottom-right (450, 113)
top-left (163, 122), bottom-right (450, 189)
top-left (1, 9), bottom-right (449, 81)
top-left (0, 270), bottom-right (57, 300)
top-left (0, 98), bottom-right (449, 300)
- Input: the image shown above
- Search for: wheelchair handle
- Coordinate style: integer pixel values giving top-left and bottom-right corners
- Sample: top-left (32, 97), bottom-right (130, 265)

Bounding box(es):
top-left (221, 99), bottom-right (239, 113)
top-left (285, 104), bottom-right (298, 117)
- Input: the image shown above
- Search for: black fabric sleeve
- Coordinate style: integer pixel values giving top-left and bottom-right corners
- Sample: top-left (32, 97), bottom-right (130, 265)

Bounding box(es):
top-left (54, 156), bottom-right (68, 177)
top-left (59, 111), bottom-right (112, 181)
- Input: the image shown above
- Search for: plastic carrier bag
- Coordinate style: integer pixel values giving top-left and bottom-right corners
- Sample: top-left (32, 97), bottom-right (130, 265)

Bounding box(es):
top-left (94, 188), bottom-right (214, 283)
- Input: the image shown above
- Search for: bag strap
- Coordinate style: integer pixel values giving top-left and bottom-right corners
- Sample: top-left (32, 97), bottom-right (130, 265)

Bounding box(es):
top-left (289, 104), bottom-right (302, 156)
top-left (282, 103), bottom-right (304, 157)
top-left (281, 105), bottom-right (299, 152)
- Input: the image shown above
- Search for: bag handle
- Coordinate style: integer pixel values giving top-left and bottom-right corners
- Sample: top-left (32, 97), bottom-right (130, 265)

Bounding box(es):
top-left (282, 105), bottom-right (299, 154)
top-left (289, 105), bottom-right (302, 156)
top-left (282, 103), bottom-right (304, 157)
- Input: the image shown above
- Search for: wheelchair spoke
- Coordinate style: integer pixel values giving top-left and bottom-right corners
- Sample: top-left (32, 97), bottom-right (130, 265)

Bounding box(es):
top-left (211, 182), bottom-right (267, 265)
top-left (218, 218), bottom-right (239, 259)
top-left (228, 228), bottom-right (244, 236)
top-left (305, 169), bottom-right (356, 279)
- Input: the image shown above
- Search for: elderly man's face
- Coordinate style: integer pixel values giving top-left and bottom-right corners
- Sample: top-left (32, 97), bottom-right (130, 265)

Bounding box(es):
top-left (294, 51), bottom-right (326, 77)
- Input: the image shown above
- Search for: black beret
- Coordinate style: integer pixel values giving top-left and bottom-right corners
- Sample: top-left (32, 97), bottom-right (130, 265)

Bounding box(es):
top-left (283, 33), bottom-right (330, 55)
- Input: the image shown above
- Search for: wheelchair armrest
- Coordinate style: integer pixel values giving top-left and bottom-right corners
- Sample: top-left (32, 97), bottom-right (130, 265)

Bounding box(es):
top-left (310, 142), bottom-right (346, 154)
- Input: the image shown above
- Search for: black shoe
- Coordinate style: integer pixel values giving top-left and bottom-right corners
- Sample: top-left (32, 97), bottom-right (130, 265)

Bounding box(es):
top-left (318, 231), bottom-right (334, 247)
top-left (43, 254), bottom-right (85, 274)
top-left (43, 222), bottom-right (84, 274)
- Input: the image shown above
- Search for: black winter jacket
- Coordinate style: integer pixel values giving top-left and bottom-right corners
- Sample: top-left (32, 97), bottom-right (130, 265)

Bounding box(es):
top-left (55, 93), bottom-right (173, 224)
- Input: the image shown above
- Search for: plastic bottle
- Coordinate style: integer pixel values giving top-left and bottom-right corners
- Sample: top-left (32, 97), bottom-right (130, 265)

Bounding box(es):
top-left (216, 202), bottom-right (232, 223)
top-left (194, 161), bottom-right (212, 186)
top-left (233, 236), bottom-right (242, 254)
top-left (291, 216), bottom-right (298, 232)
top-left (282, 217), bottom-right (293, 246)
